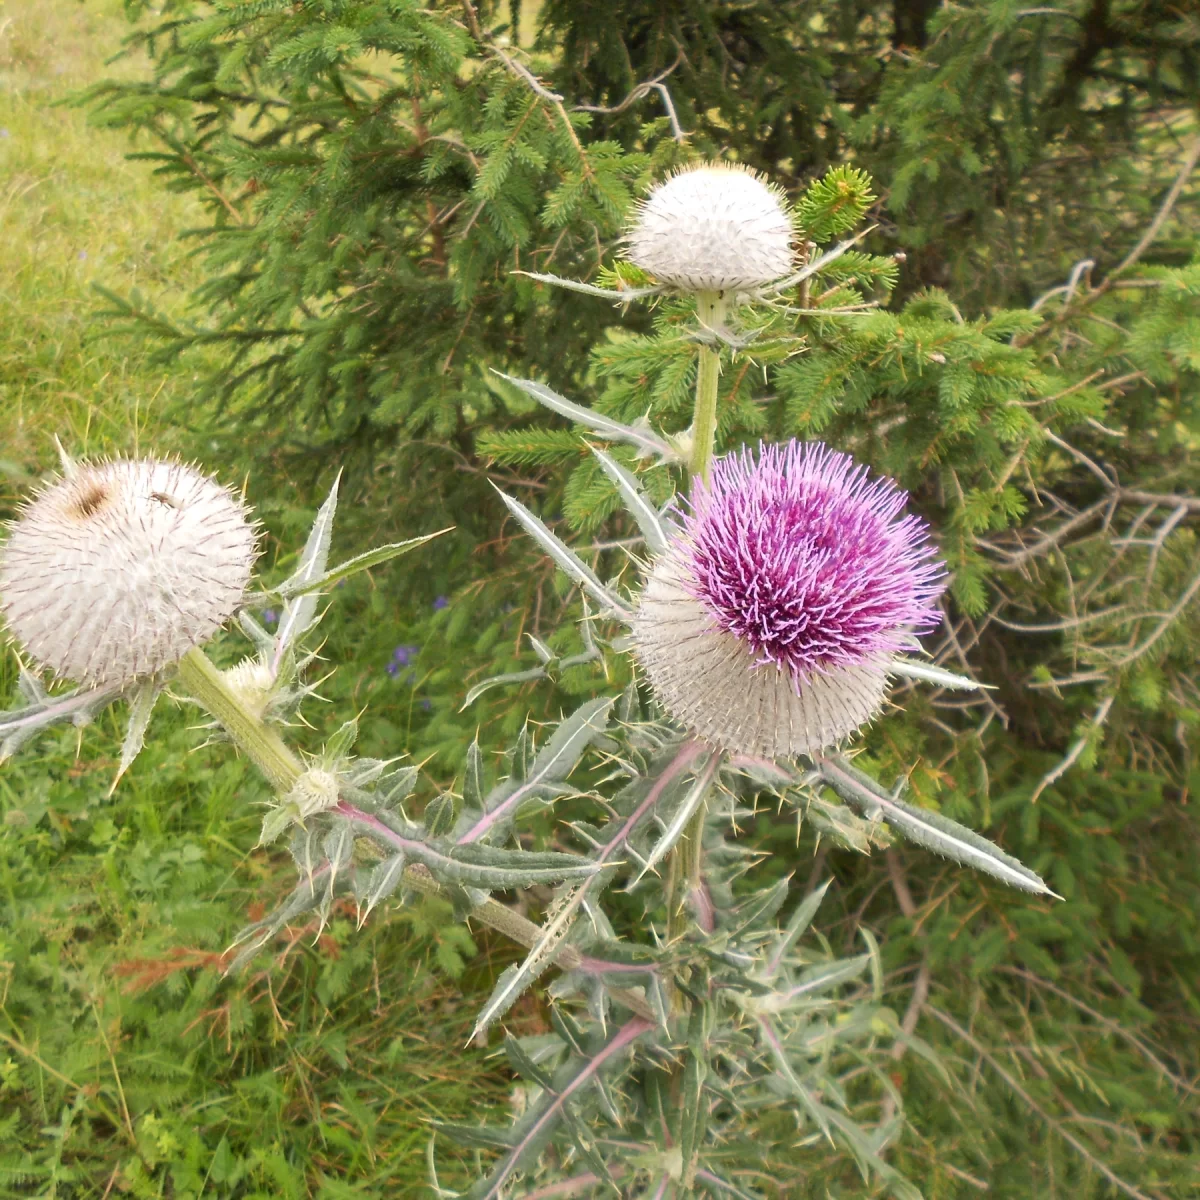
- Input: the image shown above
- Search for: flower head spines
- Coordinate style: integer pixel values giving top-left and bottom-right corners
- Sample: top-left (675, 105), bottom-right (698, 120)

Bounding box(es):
top-left (626, 163), bottom-right (795, 293)
top-left (631, 440), bottom-right (946, 758)
top-left (681, 441), bottom-right (945, 681)
top-left (0, 457), bottom-right (259, 688)
top-left (633, 552), bottom-right (892, 758)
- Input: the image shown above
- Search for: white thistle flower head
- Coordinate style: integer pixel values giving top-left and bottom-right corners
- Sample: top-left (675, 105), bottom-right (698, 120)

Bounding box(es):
top-left (0, 457), bottom-right (258, 688)
top-left (626, 162), bottom-right (795, 293)
top-left (632, 440), bottom-right (946, 759)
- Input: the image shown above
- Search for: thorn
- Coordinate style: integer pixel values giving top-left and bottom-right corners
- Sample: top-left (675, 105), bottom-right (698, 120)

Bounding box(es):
top-left (53, 435), bottom-right (76, 477)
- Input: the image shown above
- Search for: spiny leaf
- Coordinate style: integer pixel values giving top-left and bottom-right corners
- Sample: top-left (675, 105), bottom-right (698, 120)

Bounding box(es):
top-left (633, 752), bottom-right (716, 882)
top-left (274, 528), bottom-right (451, 599)
top-left (493, 486), bottom-right (633, 618)
top-left (512, 271), bottom-right (664, 303)
top-left (757, 1015), bottom-right (833, 1141)
top-left (766, 879), bottom-right (833, 977)
top-left (273, 471), bottom-right (341, 674)
top-left (492, 372), bottom-right (675, 461)
top-left (463, 739), bottom-right (485, 811)
top-left (888, 656), bottom-right (993, 691)
top-left (461, 665), bottom-right (548, 709)
top-left (816, 755), bottom-right (1059, 897)
top-left (590, 446), bottom-right (669, 555)
top-left (472, 883), bottom-right (586, 1039)
top-left (355, 853), bottom-right (407, 927)
top-left (108, 681), bottom-right (160, 794)
top-left (460, 697), bottom-right (615, 843)
top-left (464, 1018), bottom-right (652, 1200)
top-left (0, 681), bottom-right (122, 762)
top-left (755, 955), bottom-right (872, 1015)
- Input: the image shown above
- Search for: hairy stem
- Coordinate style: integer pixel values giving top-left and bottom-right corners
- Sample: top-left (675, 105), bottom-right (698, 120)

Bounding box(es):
top-left (689, 290), bottom-right (727, 481)
top-left (668, 296), bottom-right (727, 939)
top-left (176, 647), bottom-right (303, 792)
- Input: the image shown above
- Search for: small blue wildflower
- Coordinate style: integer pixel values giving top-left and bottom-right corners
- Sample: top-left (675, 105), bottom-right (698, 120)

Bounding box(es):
top-left (386, 661), bottom-right (400, 678)
top-left (392, 644), bottom-right (420, 666)
top-left (261, 609), bottom-right (278, 625)
top-left (432, 595), bottom-right (449, 611)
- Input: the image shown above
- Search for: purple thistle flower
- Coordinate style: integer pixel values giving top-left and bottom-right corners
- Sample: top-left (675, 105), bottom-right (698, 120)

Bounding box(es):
top-left (632, 440), bottom-right (946, 758)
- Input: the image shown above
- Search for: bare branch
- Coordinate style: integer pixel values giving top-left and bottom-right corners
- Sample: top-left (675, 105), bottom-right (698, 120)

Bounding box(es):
top-left (1029, 695), bottom-right (1113, 804)
top-left (574, 54), bottom-right (688, 144)
top-left (1016, 133), bottom-right (1200, 346)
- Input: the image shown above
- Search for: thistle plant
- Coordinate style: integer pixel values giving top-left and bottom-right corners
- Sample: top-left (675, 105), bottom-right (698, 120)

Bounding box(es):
top-left (0, 163), bottom-right (1056, 1198)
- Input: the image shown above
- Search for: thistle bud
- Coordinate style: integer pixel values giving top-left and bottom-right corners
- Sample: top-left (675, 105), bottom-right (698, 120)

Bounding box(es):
top-left (632, 441), bottom-right (946, 758)
top-left (626, 163), bottom-right (795, 293)
top-left (0, 457), bottom-right (258, 688)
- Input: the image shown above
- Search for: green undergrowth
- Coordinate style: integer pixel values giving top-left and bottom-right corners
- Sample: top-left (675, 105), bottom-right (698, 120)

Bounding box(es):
top-left (0, 3), bottom-right (504, 1195)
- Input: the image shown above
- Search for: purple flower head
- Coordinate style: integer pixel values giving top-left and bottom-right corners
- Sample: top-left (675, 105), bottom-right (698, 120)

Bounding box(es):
top-left (681, 441), bottom-right (944, 680)
top-left (432, 595), bottom-right (449, 611)
top-left (632, 440), bottom-right (946, 759)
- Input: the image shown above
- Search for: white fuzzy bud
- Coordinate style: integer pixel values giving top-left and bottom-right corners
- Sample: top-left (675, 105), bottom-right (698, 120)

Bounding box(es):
top-left (222, 656), bottom-right (278, 721)
top-left (286, 767), bottom-right (341, 819)
top-left (0, 458), bottom-right (258, 688)
top-left (626, 163), bottom-right (795, 293)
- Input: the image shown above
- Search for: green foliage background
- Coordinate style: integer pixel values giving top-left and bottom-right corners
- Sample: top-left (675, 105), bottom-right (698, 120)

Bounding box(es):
top-left (2, 0), bottom-right (1199, 1195)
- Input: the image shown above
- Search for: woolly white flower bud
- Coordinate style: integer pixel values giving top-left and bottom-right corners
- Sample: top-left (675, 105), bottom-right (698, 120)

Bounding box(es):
top-left (285, 766), bottom-right (341, 819)
top-left (222, 656), bottom-right (278, 721)
top-left (0, 458), bottom-right (258, 688)
top-left (626, 163), bottom-right (795, 293)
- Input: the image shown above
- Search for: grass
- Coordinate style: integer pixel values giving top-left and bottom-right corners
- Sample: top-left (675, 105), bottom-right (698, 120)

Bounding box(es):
top-left (0, 0), bottom-right (206, 472)
top-left (0, 3), bottom-right (505, 1195)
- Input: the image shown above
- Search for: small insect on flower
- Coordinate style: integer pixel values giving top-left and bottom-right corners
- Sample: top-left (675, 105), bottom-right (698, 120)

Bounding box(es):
top-left (0, 457), bottom-right (258, 688)
top-left (626, 162), bottom-right (795, 293)
top-left (632, 441), bottom-right (946, 758)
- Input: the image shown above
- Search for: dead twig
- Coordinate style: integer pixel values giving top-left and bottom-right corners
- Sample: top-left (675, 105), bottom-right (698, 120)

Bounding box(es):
top-left (927, 1007), bottom-right (1160, 1200)
top-left (1028, 695), bottom-right (1113, 804)
top-left (574, 53), bottom-right (688, 144)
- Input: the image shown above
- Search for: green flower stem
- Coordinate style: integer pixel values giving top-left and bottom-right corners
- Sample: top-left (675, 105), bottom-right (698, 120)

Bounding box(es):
top-left (176, 647), bottom-right (303, 793)
top-left (668, 291), bottom-right (729, 940)
top-left (689, 290), bottom-right (728, 481)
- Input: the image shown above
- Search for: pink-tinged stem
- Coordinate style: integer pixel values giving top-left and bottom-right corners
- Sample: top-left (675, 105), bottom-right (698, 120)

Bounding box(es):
top-left (521, 1168), bottom-right (629, 1200)
top-left (479, 1017), bottom-right (653, 1200)
top-left (595, 739), bottom-right (706, 867)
